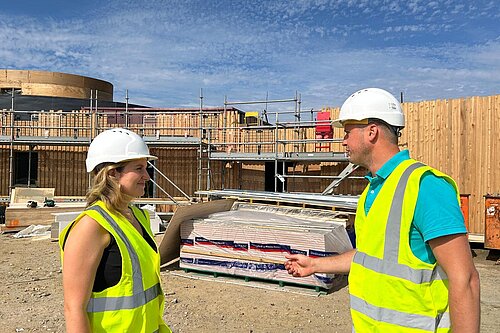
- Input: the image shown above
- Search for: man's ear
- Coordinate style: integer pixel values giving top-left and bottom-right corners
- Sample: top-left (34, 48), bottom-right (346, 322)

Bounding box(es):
top-left (366, 123), bottom-right (379, 142)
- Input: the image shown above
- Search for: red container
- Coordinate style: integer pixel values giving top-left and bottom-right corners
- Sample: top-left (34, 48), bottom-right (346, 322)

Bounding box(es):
top-left (315, 111), bottom-right (332, 135)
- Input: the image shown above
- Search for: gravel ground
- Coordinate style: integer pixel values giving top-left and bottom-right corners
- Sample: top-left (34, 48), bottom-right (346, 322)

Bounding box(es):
top-left (0, 234), bottom-right (498, 333)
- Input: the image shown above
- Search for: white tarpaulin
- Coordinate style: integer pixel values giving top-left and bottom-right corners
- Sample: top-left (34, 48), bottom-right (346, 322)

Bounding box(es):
top-left (13, 225), bottom-right (51, 238)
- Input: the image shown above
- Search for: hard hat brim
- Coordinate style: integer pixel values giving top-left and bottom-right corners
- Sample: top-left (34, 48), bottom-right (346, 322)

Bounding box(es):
top-left (86, 154), bottom-right (158, 173)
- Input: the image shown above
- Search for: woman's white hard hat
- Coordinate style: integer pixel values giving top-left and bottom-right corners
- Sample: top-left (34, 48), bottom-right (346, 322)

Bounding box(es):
top-left (332, 88), bottom-right (405, 128)
top-left (86, 128), bottom-right (157, 173)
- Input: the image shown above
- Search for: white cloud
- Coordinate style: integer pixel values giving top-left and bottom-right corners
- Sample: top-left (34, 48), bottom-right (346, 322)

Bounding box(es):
top-left (0, 0), bottom-right (498, 110)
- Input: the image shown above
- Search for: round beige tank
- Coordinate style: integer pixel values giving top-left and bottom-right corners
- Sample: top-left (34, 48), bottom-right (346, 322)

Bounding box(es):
top-left (0, 69), bottom-right (113, 101)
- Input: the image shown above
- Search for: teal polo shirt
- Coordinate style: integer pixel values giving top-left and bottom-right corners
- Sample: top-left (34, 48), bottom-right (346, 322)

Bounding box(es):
top-left (363, 150), bottom-right (467, 264)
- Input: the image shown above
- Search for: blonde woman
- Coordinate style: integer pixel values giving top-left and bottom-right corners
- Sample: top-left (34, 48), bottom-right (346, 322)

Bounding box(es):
top-left (60, 128), bottom-right (171, 333)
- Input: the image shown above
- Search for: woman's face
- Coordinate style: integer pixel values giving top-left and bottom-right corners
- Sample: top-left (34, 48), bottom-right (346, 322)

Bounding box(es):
top-left (115, 158), bottom-right (150, 197)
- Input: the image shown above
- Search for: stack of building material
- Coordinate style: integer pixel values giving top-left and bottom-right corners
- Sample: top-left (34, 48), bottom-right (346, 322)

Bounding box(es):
top-left (4, 188), bottom-right (86, 229)
top-left (49, 204), bottom-right (164, 239)
top-left (179, 206), bottom-right (353, 290)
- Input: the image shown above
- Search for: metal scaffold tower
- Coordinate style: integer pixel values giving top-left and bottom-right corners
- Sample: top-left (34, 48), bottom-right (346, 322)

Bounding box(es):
top-left (198, 92), bottom-right (363, 194)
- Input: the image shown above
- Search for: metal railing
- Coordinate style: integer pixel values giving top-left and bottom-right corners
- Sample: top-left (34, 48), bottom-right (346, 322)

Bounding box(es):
top-left (1, 100), bottom-right (361, 198)
top-left (0, 109), bottom-right (93, 143)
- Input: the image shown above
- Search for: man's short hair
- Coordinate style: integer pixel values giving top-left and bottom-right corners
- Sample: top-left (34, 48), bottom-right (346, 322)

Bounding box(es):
top-left (368, 118), bottom-right (401, 142)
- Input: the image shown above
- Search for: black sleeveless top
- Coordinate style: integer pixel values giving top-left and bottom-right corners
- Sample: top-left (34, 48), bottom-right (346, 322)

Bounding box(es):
top-left (92, 215), bottom-right (157, 292)
top-left (62, 208), bottom-right (157, 292)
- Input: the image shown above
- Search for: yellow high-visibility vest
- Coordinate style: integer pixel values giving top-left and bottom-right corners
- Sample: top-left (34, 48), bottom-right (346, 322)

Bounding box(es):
top-left (60, 201), bottom-right (171, 333)
top-left (349, 159), bottom-right (459, 333)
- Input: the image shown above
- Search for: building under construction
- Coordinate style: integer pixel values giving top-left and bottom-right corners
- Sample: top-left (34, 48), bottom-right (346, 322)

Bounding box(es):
top-left (1, 69), bottom-right (499, 249)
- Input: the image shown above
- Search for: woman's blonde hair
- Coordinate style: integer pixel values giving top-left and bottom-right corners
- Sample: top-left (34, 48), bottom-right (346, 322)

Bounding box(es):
top-left (86, 161), bottom-right (133, 216)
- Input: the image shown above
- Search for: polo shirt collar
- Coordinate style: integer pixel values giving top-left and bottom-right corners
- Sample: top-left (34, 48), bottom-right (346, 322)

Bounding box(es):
top-left (365, 149), bottom-right (410, 182)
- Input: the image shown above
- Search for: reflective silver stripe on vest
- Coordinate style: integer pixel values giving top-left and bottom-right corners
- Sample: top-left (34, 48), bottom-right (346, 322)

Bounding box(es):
top-left (86, 206), bottom-right (161, 312)
top-left (87, 282), bottom-right (162, 312)
top-left (384, 162), bottom-right (425, 260)
top-left (437, 311), bottom-right (451, 329)
top-left (351, 295), bottom-right (449, 331)
top-left (353, 252), bottom-right (447, 283)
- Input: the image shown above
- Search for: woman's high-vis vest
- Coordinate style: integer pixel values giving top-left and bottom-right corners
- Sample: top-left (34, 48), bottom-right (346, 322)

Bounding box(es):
top-left (349, 159), bottom-right (459, 333)
top-left (60, 201), bottom-right (171, 333)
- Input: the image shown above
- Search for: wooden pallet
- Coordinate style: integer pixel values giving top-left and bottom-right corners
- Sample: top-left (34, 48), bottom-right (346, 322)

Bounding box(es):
top-left (168, 268), bottom-right (347, 297)
top-left (176, 266), bottom-right (340, 294)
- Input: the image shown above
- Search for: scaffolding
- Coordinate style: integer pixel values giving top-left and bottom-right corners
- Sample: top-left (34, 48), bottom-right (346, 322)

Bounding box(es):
top-left (0, 90), bottom-right (201, 204)
top-left (200, 93), bottom-right (363, 194)
top-left (0, 92), bottom-right (364, 205)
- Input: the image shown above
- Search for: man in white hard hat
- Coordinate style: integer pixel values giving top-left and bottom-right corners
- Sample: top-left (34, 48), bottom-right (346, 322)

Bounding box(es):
top-left (285, 88), bottom-right (480, 332)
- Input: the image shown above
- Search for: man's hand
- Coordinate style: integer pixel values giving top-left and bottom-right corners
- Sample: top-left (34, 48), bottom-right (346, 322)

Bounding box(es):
top-left (285, 250), bottom-right (355, 277)
top-left (285, 254), bottom-right (315, 277)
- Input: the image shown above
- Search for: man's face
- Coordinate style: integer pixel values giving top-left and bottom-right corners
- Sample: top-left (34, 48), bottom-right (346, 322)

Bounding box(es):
top-left (342, 123), bottom-right (371, 167)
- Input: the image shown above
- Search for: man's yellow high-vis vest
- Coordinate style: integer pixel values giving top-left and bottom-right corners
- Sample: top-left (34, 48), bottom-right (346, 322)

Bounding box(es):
top-left (349, 159), bottom-right (459, 332)
top-left (60, 201), bottom-right (171, 333)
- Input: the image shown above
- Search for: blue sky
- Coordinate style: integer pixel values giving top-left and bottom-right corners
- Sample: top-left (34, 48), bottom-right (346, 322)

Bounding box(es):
top-left (1, 0), bottom-right (499, 112)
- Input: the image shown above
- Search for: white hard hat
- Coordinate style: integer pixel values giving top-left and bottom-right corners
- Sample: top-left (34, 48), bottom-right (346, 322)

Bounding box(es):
top-left (333, 88), bottom-right (404, 128)
top-left (86, 128), bottom-right (157, 173)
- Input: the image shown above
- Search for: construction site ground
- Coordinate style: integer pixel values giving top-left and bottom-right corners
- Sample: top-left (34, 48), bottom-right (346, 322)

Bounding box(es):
top-left (0, 234), bottom-right (499, 333)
